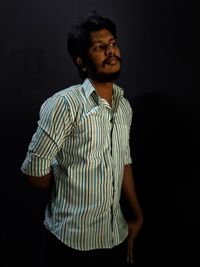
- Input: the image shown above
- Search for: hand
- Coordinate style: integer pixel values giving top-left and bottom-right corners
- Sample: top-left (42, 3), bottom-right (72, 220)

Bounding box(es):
top-left (127, 218), bottom-right (143, 264)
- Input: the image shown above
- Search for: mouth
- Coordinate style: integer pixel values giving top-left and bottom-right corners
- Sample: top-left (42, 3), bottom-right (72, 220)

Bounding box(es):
top-left (104, 57), bottom-right (120, 66)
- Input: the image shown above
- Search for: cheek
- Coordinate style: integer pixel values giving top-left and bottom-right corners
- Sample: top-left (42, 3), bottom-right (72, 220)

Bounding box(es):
top-left (95, 56), bottom-right (104, 65)
top-left (87, 54), bottom-right (105, 68)
top-left (93, 57), bottom-right (106, 70)
top-left (116, 47), bottom-right (121, 58)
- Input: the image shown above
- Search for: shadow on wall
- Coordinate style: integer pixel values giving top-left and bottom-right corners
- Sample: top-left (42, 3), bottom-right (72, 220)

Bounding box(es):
top-left (124, 91), bottom-right (198, 264)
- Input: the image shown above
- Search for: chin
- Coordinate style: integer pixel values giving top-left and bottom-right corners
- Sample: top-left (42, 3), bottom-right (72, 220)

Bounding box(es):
top-left (91, 70), bottom-right (121, 83)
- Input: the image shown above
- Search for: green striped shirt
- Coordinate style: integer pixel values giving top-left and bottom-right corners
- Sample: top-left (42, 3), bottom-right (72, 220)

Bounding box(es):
top-left (21, 78), bottom-right (132, 250)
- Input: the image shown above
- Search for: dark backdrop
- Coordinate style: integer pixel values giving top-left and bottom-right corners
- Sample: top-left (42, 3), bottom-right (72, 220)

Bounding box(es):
top-left (0, 0), bottom-right (198, 266)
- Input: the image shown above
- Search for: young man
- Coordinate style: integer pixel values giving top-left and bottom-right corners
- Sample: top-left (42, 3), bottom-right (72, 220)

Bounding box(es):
top-left (21, 11), bottom-right (143, 266)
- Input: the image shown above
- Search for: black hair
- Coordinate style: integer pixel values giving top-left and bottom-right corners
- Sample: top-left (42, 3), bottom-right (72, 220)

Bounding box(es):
top-left (67, 11), bottom-right (117, 79)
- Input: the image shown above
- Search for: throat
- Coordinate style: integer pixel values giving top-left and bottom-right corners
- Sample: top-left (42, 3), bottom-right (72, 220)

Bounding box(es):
top-left (90, 79), bottom-right (113, 106)
top-left (97, 90), bottom-right (113, 107)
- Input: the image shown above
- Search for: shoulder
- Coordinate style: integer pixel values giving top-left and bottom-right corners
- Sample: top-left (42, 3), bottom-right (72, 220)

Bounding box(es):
top-left (119, 95), bottom-right (133, 117)
top-left (42, 83), bottom-right (85, 110)
top-left (121, 96), bottom-right (132, 109)
top-left (120, 97), bottom-right (133, 128)
top-left (114, 83), bottom-right (133, 113)
top-left (52, 83), bottom-right (84, 103)
top-left (40, 83), bottom-right (86, 122)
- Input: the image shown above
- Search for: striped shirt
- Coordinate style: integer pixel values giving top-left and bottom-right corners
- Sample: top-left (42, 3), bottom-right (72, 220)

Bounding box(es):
top-left (21, 78), bottom-right (132, 251)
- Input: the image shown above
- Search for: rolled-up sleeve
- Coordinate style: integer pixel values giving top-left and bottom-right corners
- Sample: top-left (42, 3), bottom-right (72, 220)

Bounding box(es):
top-left (21, 95), bottom-right (73, 177)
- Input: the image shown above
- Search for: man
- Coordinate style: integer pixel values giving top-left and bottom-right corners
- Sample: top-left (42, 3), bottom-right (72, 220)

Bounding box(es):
top-left (21, 11), bottom-right (143, 266)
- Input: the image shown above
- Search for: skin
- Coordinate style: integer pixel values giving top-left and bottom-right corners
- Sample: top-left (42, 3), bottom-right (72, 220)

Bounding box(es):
top-left (25, 28), bottom-right (143, 264)
top-left (77, 28), bottom-right (121, 106)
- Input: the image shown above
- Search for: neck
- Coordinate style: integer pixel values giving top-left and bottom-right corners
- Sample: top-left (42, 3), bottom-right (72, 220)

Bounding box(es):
top-left (90, 79), bottom-right (113, 98)
top-left (90, 79), bottom-right (113, 106)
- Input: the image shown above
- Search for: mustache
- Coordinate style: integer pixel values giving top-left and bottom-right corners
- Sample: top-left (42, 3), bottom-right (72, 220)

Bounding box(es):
top-left (103, 55), bottom-right (121, 65)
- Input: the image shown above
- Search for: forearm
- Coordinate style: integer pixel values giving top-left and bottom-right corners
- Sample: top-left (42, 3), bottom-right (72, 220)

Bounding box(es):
top-left (22, 172), bottom-right (52, 190)
top-left (122, 164), bottom-right (143, 222)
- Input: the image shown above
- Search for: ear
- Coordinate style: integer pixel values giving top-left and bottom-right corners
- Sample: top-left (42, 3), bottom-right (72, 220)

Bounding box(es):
top-left (76, 57), bottom-right (87, 72)
top-left (76, 57), bottom-right (83, 67)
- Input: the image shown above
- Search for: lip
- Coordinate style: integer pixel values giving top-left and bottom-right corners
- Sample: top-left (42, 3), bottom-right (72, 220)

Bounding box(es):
top-left (105, 58), bottom-right (119, 65)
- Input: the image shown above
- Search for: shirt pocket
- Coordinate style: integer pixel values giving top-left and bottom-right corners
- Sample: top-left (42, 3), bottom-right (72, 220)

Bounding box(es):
top-left (75, 111), bottom-right (111, 155)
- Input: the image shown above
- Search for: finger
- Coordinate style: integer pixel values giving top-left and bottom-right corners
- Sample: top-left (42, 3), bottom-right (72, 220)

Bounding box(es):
top-left (127, 237), bottom-right (134, 263)
top-left (129, 241), bottom-right (133, 264)
top-left (127, 239), bottom-right (130, 262)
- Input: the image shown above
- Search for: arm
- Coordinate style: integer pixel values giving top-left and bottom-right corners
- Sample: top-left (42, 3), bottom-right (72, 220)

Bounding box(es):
top-left (20, 171), bottom-right (53, 213)
top-left (21, 96), bottom-right (72, 188)
top-left (122, 164), bottom-right (144, 264)
top-left (25, 172), bottom-right (52, 190)
top-left (122, 164), bottom-right (143, 222)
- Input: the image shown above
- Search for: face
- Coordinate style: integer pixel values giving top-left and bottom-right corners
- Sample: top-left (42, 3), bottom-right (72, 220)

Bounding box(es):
top-left (83, 29), bottom-right (121, 82)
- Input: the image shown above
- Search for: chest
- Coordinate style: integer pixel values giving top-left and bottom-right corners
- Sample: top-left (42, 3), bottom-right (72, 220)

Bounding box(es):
top-left (71, 106), bottom-right (129, 152)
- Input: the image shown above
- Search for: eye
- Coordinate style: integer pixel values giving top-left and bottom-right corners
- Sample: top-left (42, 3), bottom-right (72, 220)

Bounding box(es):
top-left (94, 45), bottom-right (104, 52)
top-left (110, 41), bottom-right (117, 47)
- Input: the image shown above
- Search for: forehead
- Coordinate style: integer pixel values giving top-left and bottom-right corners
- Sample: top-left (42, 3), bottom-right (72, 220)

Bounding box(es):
top-left (89, 29), bottom-right (115, 44)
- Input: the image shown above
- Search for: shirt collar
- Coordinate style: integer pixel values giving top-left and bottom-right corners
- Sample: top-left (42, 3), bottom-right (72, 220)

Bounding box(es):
top-left (82, 78), bottom-right (124, 111)
top-left (82, 78), bottom-right (98, 100)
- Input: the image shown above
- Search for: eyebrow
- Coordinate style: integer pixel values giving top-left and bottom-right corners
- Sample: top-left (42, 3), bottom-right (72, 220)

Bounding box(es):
top-left (92, 37), bottom-right (116, 45)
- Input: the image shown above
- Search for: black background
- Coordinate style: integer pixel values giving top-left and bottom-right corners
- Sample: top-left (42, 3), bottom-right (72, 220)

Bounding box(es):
top-left (0, 0), bottom-right (198, 266)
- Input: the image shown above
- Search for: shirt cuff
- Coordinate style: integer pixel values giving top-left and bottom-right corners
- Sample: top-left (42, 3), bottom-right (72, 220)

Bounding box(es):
top-left (21, 152), bottom-right (51, 177)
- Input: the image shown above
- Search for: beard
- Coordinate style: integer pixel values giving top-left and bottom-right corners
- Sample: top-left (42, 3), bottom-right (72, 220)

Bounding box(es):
top-left (86, 56), bottom-right (122, 83)
top-left (90, 69), bottom-right (121, 83)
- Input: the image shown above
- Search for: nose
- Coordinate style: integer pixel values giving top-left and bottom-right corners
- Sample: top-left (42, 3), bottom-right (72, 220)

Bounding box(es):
top-left (105, 44), bottom-right (114, 56)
